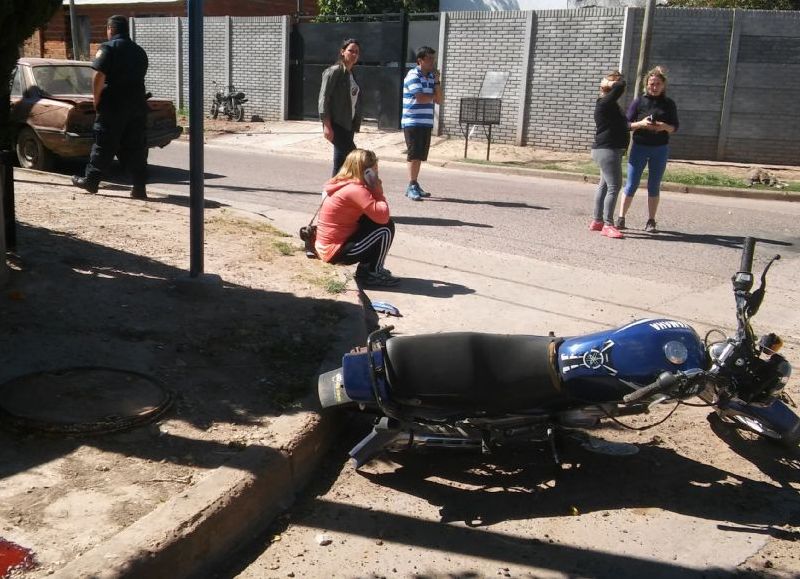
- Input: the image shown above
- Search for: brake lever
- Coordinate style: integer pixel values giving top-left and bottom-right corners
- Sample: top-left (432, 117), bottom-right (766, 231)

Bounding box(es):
top-left (746, 254), bottom-right (780, 318)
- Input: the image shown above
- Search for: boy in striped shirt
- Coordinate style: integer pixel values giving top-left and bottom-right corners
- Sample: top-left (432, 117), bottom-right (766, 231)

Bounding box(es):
top-left (401, 46), bottom-right (442, 201)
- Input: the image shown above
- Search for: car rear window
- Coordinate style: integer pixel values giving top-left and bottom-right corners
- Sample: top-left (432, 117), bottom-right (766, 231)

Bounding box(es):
top-left (33, 65), bottom-right (94, 95)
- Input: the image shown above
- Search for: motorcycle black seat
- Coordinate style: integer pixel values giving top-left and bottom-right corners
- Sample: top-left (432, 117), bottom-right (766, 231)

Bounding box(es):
top-left (384, 332), bottom-right (565, 414)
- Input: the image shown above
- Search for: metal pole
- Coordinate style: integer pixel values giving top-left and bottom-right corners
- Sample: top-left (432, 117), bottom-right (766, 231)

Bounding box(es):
top-left (1, 152), bottom-right (15, 250)
top-left (68, 0), bottom-right (82, 60)
top-left (188, 0), bottom-right (204, 277)
top-left (633, 0), bottom-right (656, 99)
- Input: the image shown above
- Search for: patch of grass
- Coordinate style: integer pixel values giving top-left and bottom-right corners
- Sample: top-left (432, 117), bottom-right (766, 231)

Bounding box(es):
top-left (662, 171), bottom-right (746, 189)
top-left (273, 240), bottom-right (298, 256)
top-left (316, 275), bottom-right (348, 294)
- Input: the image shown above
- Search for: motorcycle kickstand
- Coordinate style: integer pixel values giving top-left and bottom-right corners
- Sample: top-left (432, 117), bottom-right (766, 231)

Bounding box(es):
top-left (547, 426), bottom-right (561, 466)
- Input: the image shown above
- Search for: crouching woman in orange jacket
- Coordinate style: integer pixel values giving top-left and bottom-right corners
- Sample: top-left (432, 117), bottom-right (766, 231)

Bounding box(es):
top-left (314, 149), bottom-right (398, 286)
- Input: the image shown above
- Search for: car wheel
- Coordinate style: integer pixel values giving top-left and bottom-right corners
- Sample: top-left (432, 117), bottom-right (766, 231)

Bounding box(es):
top-left (16, 127), bottom-right (54, 171)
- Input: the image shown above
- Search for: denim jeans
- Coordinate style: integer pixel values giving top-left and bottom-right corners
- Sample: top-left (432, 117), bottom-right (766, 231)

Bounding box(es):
top-left (331, 122), bottom-right (356, 177)
top-left (623, 142), bottom-right (669, 197)
top-left (591, 147), bottom-right (624, 224)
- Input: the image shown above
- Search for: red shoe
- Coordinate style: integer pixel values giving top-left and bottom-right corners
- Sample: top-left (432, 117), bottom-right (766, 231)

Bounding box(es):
top-left (601, 224), bottom-right (624, 239)
top-left (588, 219), bottom-right (603, 231)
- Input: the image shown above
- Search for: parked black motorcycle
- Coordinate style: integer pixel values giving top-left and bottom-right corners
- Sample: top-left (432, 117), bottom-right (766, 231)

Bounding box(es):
top-left (319, 237), bottom-right (798, 468)
top-left (210, 81), bottom-right (247, 121)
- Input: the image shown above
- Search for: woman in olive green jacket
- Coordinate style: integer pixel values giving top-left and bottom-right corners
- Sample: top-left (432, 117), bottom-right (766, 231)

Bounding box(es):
top-left (318, 38), bottom-right (363, 176)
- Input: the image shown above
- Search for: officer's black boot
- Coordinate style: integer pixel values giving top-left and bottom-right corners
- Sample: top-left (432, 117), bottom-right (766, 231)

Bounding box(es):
top-left (130, 186), bottom-right (147, 200)
top-left (71, 175), bottom-right (99, 194)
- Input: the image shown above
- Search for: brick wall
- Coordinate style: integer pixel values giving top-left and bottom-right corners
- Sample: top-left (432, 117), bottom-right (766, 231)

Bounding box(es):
top-left (722, 10), bottom-right (800, 166)
top-left (230, 18), bottom-right (287, 121)
top-left (439, 11), bottom-right (529, 145)
top-left (134, 16), bottom-right (287, 121)
top-left (524, 8), bottom-right (624, 151)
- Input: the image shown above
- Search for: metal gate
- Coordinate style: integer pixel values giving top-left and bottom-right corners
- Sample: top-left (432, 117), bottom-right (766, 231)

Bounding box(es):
top-left (289, 14), bottom-right (439, 130)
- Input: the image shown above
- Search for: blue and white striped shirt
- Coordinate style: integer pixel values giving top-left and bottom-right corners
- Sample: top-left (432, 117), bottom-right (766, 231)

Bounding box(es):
top-left (401, 66), bottom-right (436, 128)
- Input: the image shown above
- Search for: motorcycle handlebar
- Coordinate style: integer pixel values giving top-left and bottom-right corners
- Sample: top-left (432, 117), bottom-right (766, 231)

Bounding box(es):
top-left (623, 372), bottom-right (679, 404)
top-left (740, 237), bottom-right (755, 274)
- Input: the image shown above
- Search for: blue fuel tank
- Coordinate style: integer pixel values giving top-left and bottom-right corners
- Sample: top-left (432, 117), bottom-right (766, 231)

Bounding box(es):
top-left (558, 318), bottom-right (707, 403)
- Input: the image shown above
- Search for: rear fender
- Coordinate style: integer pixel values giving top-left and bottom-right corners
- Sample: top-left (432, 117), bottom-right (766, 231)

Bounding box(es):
top-left (318, 367), bottom-right (354, 409)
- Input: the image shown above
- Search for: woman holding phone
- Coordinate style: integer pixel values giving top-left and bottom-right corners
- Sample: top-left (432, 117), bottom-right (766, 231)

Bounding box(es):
top-left (315, 149), bottom-right (399, 287)
top-left (617, 65), bottom-right (679, 233)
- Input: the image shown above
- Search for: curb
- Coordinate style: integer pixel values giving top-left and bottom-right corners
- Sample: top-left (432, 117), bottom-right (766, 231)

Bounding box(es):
top-left (51, 298), bottom-right (364, 579)
top-left (414, 160), bottom-right (800, 203)
top-left (36, 221), bottom-right (368, 578)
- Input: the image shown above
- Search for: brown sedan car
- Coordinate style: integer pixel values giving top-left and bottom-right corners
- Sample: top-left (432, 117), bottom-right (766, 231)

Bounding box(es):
top-left (9, 58), bottom-right (182, 171)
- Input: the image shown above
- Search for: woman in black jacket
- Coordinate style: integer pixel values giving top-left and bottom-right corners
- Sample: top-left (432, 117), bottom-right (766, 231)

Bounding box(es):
top-left (318, 38), bottom-right (363, 176)
top-left (589, 71), bottom-right (628, 239)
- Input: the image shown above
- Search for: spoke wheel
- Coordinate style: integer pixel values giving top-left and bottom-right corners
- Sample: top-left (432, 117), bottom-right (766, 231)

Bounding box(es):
top-left (232, 102), bottom-right (244, 122)
top-left (210, 101), bottom-right (219, 119)
top-left (16, 127), bottom-right (54, 171)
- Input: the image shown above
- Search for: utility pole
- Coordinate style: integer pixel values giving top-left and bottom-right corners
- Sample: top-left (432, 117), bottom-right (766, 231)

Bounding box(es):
top-left (633, 0), bottom-right (656, 98)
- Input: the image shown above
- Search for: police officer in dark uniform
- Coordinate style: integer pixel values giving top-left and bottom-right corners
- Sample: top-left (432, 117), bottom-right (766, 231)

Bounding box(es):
top-left (72, 15), bottom-right (149, 199)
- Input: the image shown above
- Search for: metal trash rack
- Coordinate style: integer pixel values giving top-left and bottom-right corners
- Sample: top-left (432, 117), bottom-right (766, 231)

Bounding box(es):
top-left (459, 98), bottom-right (502, 161)
top-left (458, 71), bottom-right (509, 161)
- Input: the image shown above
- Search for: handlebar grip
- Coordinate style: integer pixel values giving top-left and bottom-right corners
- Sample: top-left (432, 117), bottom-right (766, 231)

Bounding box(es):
top-left (740, 237), bottom-right (755, 273)
top-left (623, 372), bottom-right (679, 404)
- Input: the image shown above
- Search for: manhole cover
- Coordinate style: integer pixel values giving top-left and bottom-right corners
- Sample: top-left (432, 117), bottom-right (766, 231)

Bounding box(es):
top-left (0, 367), bottom-right (172, 435)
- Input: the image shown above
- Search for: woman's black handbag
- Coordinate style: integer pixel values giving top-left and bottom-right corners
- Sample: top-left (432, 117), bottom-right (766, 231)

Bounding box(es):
top-left (299, 223), bottom-right (318, 259)
top-left (299, 197), bottom-right (325, 259)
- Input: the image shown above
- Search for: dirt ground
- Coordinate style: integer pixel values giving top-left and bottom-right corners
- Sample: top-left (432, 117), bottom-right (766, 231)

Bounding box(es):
top-left (0, 172), bottom-right (359, 577)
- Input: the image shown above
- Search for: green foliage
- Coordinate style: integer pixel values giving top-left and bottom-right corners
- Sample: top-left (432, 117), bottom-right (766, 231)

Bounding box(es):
top-left (317, 0), bottom-right (439, 17)
top-left (1, 0), bottom-right (62, 148)
top-left (667, 0), bottom-right (799, 9)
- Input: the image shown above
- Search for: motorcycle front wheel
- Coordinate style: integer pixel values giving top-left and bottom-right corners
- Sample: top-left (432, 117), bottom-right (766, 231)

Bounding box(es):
top-left (232, 102), bottom-right (245, 122)
top-left (210, 101), bottom-right (219, 119)
top-left (716, 399), bottom-right (800, 449)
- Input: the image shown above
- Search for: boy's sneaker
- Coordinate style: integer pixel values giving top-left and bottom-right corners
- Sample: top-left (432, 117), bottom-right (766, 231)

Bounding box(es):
top-left (588, 219), bottom-right (603, 231)
top-left (615, 216), bottom-right (626, 230)
top-left (645, 219), bottom-right (657, 232)
top-left (417, 184), bottom-right (431, 198)
top-left (405, 184), bottom-right (422, 201)
top-left (601, 224), bottom-right (624, 239)
top-left (362, 270), bottom-right (400, 287)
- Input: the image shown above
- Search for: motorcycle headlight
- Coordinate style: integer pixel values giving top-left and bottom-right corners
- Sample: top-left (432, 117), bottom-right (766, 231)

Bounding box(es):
top-left (664, 340), bottom-right (688, 365)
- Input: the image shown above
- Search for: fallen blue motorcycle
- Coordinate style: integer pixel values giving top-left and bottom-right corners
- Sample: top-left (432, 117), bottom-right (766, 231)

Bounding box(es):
top-left (319, 237), bottom-right (797, 468)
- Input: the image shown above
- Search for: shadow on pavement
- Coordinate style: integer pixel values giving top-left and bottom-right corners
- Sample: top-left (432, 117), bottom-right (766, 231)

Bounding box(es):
top-left (625, 230), bottom-right (795, 251)
top-left (228, 420), bottom-right (793, 579)
top-left (357, 438), bottom-right (799, 531)
top-left (393, 216), bottom-right (492, 228)
top-left (358, 277), bottom-right (476, 299)
top-left (0, 222), bottom-right (360, 479)
top-left (430, 196), bottom-right (549, 211)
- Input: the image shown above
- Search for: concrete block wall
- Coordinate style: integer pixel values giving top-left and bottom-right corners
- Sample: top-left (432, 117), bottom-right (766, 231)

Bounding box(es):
top-left (134, 16), bottom-right (286, 121)
top-left (524, 8), bottom-right (624, 151)
top-left (439, 11), bottom-right (530, 145)
top-left (645, 8), bottom-right (733, 160)
top-left (134, 18), bottom-right (178, 104)
top-left (724, 10), bottom-right (800, 165)
top-left (230, 17), bottom-right (287, 121)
